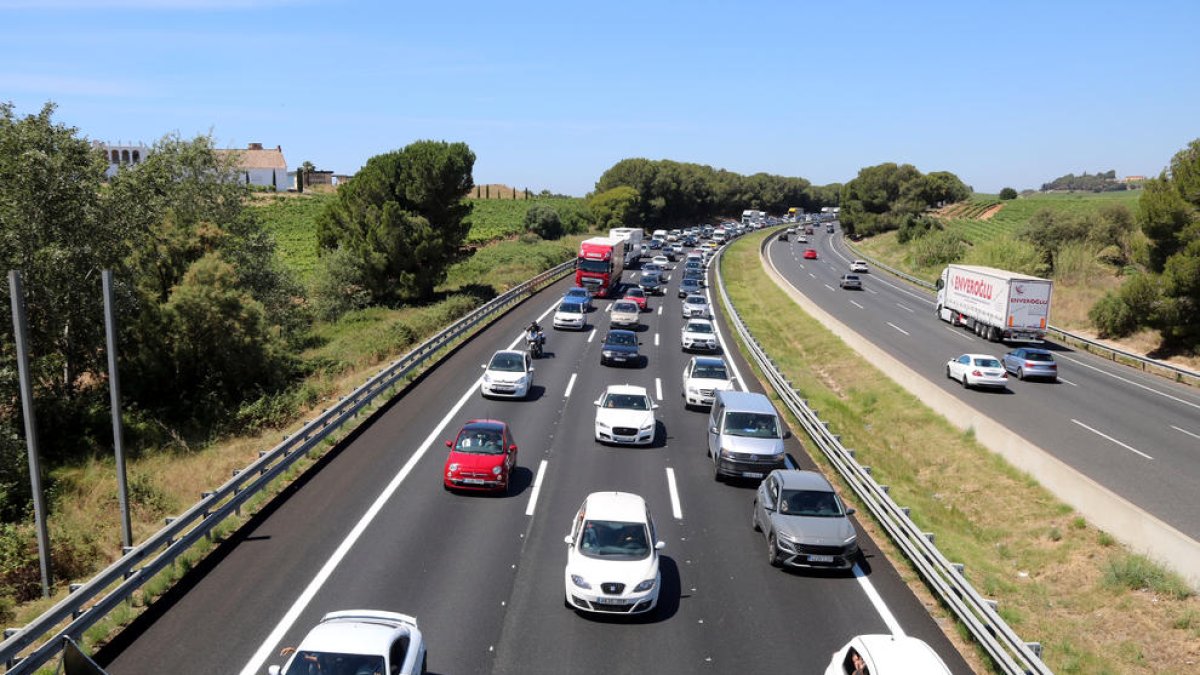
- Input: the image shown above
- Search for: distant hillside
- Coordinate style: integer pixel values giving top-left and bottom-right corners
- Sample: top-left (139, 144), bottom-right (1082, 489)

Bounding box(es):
top-left (1041, 170), bottom-right (1129, 192)
top-left (932, 191), bottom-right (1142, 246)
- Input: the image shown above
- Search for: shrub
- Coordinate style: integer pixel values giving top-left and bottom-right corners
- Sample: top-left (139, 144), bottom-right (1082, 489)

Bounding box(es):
top-left (1102, 553), bottom-right (1193, 599)
top-left (523, 204), bottom-right (564, 240)
top-left (910, 230), bottom-right (966, 268)
top-left (964, 236), bottom-right (1047, 276)
top-left (999, 187), bottom-right (1018, 200)
top-left (1053, 242), bottom-right (1105, 285)
top-left (310, 246), bottom-right (374, 321)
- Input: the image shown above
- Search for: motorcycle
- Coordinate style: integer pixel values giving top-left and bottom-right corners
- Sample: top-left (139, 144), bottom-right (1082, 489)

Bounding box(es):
top-left (526, 330), bottom-right (544, 358)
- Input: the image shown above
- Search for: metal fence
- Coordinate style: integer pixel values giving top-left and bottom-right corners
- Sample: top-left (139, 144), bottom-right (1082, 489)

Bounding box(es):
top-left (840, 239), bottom-right (1199, 386)
top-left (0, 259), bottom-right (576, 674)
top-left (713, 237), bottom-right (1051, 674)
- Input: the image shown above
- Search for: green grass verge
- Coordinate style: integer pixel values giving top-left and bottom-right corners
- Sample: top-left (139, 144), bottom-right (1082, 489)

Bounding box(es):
top-left (719, 230), bottom-right (1196, 674)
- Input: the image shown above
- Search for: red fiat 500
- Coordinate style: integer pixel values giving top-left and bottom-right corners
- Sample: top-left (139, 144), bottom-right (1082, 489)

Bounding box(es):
top-left (803, 249), bottom-right (818, 260)
top-left (443, 419), bottom-right (518, 493)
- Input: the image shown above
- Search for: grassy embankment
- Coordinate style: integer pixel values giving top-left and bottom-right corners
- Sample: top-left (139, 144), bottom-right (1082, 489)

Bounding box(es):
top-left (720, 230), bottom-right (1197, 674)
top-left (24, 192), bottom-right (590, 646)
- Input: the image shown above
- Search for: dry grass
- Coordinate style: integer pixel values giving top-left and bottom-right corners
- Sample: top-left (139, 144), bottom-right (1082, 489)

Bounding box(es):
top-left (721, 231), bottom-right (1199, 674)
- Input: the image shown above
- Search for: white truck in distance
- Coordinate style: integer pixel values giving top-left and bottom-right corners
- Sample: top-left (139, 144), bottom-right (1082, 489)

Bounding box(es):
top-left (741, 209), bottom-right (766, 227)
top-left (609, 227), bottom-right (644, 267)
top-left (935, 264), bottom-right (1052, 343)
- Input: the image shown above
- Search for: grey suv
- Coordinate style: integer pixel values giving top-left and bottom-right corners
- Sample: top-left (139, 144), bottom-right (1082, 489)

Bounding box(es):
top-left (752, 470), bottom-right (859, 570)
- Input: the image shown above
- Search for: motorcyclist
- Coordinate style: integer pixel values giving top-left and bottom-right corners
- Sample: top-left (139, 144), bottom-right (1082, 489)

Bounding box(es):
top-left (527, 321), bottom-right (545, 349)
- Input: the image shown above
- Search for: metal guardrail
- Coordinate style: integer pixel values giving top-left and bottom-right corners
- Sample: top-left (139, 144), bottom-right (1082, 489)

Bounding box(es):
top-left (0, 259), bottom-right (577, 674)
top-left (712, 235), bottom-right (1050, 674)
top-left (839, 238), bottom-right (1199, 386)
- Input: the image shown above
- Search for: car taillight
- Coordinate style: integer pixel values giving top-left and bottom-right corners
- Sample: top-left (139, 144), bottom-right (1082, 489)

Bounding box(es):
top-left (972, 370), bottom-right (983, 377)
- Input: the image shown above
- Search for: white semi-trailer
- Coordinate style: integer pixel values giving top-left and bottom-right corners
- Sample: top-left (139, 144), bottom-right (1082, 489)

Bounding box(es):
top-left (609, 227), bottom-right (644, 267)
top-left (935, 264), bottom-right (1053, 343)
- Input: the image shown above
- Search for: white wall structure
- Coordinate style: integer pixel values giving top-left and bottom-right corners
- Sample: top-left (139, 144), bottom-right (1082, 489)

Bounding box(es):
top-left (93, 141), bottom-right (151, 178)
top-left (217, 143), bottom-right (289, 190)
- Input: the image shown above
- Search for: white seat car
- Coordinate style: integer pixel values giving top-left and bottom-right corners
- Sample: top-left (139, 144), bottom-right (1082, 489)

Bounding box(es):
top-left (651, 254), bottom-right (671, 268)
top-left (824, 634), bottom-right (950, 675)
top-left (594, 384), bottom-right (657, 445)
top-left (481, 349), bottom-right (534, 399)
top-left (268, 610), bottom-right (427, 675)
top-left (682, 356), bottom-right (734, 408)
top-left (564, 492), bottom-right (665, 616)
top-left (946, 353), bottom-right (1008, 390)
top-left (680, 318), bottom-right (719, 352)
top-left (681, 294), bottom-right (711, 319)
top-left (850, 260), bottom-right (869, 273)
top-left (610, 299), bottom-right (641, 328)
top-left (553, 299), bottom-right (587, 330)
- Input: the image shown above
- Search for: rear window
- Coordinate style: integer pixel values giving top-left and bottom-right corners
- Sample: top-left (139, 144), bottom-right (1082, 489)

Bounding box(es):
top-left (973, 358), bottom-right (1002, 368)
top-left (1025, 352), bottom-right (1054, 362)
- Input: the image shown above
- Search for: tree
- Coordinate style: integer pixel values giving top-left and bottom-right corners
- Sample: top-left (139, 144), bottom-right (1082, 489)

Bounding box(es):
top-left (316, 141), bottom-right (475, 304)
top-left (587, 186), bottom-right (639, 229)
top-left (1138, 174), bottom-right (1194, 272)
top-left (524, 204), bottom-right (563, 240)
top-left (999, 187), bottom-right (1018, 200)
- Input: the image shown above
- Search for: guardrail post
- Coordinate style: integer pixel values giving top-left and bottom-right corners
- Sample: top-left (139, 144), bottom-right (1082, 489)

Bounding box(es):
top-left (861, 466), bottom-right (872, 476)
top-left (1026, 642), bottom-right (1043, 659)
top-left (232, 469), bottom-right (242, 515)
top-left (6, 627), bottom-right (20, 667)
top-left (901, 506), bottom-right (911, 517)
top-left (879, 485), bottom-right (889, 494)
top-left (69, 584), bottom-right (84, 618)
top-left (924, 532), bottom-right (936, 545)
top-left (984, 598), bottom-right (999, 612)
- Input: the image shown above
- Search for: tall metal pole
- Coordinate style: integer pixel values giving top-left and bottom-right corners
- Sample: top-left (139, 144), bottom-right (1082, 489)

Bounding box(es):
top-left (103, 271), bottom-right (132, 550)
top-left (8, 270), bottom-right (51, 597)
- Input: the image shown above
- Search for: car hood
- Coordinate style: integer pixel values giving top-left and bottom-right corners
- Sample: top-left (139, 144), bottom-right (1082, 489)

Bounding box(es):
top-left (567, 550), bottom-right (659, 587)
top-left (770, 513), bottom-right (855, 546)
top-left (485, 369), bottom-right (527, 383)
top-left (721, 434), bottom-right (784, 456)
top-left (612, 310), bottom-right (639, 320)
top-left (556, 310), bottom-right (584, 319)
top-left (446, 450), bottom-right (504, 472)
top-left (596, 408), bottom-right (654, 429)
top-left (687, 376), bottom-right (733, 391)
top-left (683, 329), bottom-right (716, 341)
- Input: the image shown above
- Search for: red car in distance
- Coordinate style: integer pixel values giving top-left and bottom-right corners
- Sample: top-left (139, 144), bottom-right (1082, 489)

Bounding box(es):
top-left (623, 286), bottom-right (649, 311)
top-left (443, 419), bottom-right (518, 493)
top-left (803, 249), bottom-right (818, 260)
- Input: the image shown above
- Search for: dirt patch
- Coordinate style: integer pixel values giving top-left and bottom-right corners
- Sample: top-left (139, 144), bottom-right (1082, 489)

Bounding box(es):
top-left (977, 203), bottom-right (1004, 220)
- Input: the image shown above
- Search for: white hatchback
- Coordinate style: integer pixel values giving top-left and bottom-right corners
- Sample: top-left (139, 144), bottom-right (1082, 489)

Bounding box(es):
top-left (553, 299), bottom-right (587, 331)
top-left (481, 349), bottom-right (534, 399)
top-left (680, 318), bottom-right (719, 352)
top-left (681, 294), bottom-right (711, 319)
top-left (682, 356), bottom-right (734, 408)
top-left (824, 634), bottom-right (950, 675)
top-left (850, 260), bottom-right (869, 273)
top-left (594, 384), bottom-right (657, 445)
top-left (268, 610), bottom-right (427, 675)
top-left (610, 300), bottom-right (641, 328)
top-left (564, 492), bottom-right (665, 616)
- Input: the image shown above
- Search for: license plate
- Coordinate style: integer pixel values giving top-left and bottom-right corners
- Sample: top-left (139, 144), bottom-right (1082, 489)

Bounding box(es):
top-left (613, 356), bottom-right (626, 361)
top-left (808, 554), bottom-right (834, 563)
top-left (593, 597), bottom-right (626, 605)
top-left (741, 471), bottom-right (763, 479)
top-left (463, 479), bottom-right (485, 485)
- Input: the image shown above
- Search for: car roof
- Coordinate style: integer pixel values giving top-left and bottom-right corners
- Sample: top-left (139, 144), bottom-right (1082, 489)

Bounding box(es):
top-left (964, 353), bottom-right (1000, 360)
top-left (491, 349), bottom-right (525, 358)
top-left (462, 419), bottom-right (506, 432)
top-left (685, 318), bottom-right (714, 328)
top-left (1015, 347), bottom-right (1053, 355)
top-left (715, 390), bottom-right (776, 413)
top-left (854, 635), bottom-right (950, 673)
top-left (583, 491), bottom-right (649, 523)
top-left (691, 356), bottom-right (727, 368)
top-left (607, 329), bottom-right (636, 337)
top-left (613, 299), bottom-right (638, 307)
top-left (300, 611), bottom-right (416, 656)
top-left (685, 294), bottom-right (707, 301)
top-left (604, 384), bottom-right (649, 396)
top-left (772, 469), bottom-right (834, 491)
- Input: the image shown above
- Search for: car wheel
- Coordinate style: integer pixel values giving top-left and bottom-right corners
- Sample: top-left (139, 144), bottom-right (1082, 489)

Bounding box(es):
top-left (961, 373), bottom-right (969, 389)
top-left (751, 502), bottom-right (761, 531)
top-left (767, 534), bottom-right (783, 567)
top-left (1017, 368), bottom-right (1025, 381)
top-left (946, 365), bottom-right (952, 380)
top-left (421, 652), bottom-right (428, 675)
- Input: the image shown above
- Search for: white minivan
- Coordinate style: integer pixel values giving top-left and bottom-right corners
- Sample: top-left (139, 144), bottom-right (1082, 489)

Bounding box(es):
top-left (707, 390), bottom-right (790, 481)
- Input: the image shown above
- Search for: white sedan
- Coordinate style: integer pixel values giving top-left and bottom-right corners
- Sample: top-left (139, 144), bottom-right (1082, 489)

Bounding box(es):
top-left (681, 294), bottom-right (711, 319)
top-left (564, 492), bottom-right (665, 616)
top-left (651, 255), bottom-right (671, 268)
top-left (946, 353), bottom-right (1008, 390)
top-left (610, 300), bottom-right (641, 328)
top-left (594, 384), bottom-right (657, 445)
top-left (481, 349), bottom-right (534, 399)
top-left (682, 356), bottom-right (734, 408)
top-left (268, 610), bottom-right (427, 675)
top-left (680, 318), bottom-right (719, 352)
top-left (850, 260), bottom-right (869, 273)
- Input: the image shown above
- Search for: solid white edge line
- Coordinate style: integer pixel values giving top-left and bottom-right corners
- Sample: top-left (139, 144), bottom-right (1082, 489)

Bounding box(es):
top-left (1172, 425), bottom-right (1200, 440)
top-left (854, 563), bottom-right (906, 637)
top-left (239, 375), bottom-right (484, 675)
top-left (665, 468), bottom-right (683, 519)
top-left (1071, 419), bottom-right (1154, 460)
top-left (655, 377), bottom-right (663, 401)
top-left (886, 322), bottom-right (910, 336)
top-left (564, 372), bottom-right (577, 398)
top-left (537, 300), bottom-right (558, 323)
top-left (849, 300), bottom-right (864, 309)
top-left (1058, 354), bottom-right (1200, 412)
top-left (705, 286), bottom-right (747, 391)
top-left (525, 460), bottom-right (549, 516)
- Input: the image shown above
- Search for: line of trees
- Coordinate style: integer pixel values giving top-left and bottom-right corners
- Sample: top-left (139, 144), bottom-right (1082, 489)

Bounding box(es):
top-left (589, 158), bottom-right (840, 227)
top-left (1041, 170), bottom-right (1128, 192)
top-left (838, 162), bottom-right (971, 240)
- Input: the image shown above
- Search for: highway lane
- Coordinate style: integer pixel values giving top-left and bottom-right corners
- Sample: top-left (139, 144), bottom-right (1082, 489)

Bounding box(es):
top-left (770, 228), bottom-right (1200, 540)
top-left (98, 244), bottom-right (971, 674)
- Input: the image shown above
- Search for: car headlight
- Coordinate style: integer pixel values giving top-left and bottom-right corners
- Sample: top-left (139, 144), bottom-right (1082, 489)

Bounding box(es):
top-left (447, 463), bottom-right (459, 473)
top-left (719, 447), bottom-right (733, 459)
top-left (639, 421), bottom-right (655, 431)
top-left (843, 535), bottom-right (858, 547)
top-left (633, 578), bottom-right (656, 593)
top-left (596, 421), bottom-right (611, 430)
top-left (768, 453), bottom-right (786, 463)
top-left (482, 374), bottom-right (493, 384)
top-left (571, 574), bottom-right (591, 589)
top-left (602, 350), bottom-right (615, 358)
top-left (492, 465), bottom-right (503, 475)
top-left (776, 535), bottom-right (798, 553)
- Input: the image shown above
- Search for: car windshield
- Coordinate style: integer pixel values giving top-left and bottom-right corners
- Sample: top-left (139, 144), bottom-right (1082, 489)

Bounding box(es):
top-left (283, 652), bottom-right (384, 675)
top-left (603, 393), bottom-right (649, 410)
top-left (613, 302), bottom-right (638, 314)
top-left (693, 363), bottom-right (729, 380)
top-left (578, 520), bottom-right (651, 560)
top-left (1024, 352), bottom-right (1053, 362)
top-left (605, 333), bottom-right (636, 347)
top-left (683, 280), bottom-right (699, 289)
top-left (844, 275), bottom-right (859, 281)
top-left (686, 322), bottom-right (713, 334)
top-left (455, 428), bottom-right (505, 455)
top-left (973, 358), bottom-right (1002, 368)
top-left (779, 489), bottom-right (844, 517)
top-left (566, 288), bottom-right (589, 299)
top-left (489, 353), bottom-right (526, 372)
top-left (641, 274), bottom-right (660, 283)
top-left (626, 289), bottom-right (645, 298)
top-left (724, 412), bottom-right (779, 438)
top-left (559, 302), bottom-right (583, 314)
top-left (577, 259), bottom-right (609, 274)
top-left (685, 296), bottom-right (706, 305)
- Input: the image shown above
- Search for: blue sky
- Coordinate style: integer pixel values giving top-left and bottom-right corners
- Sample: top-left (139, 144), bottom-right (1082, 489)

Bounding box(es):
top-left (2, 0), bottom-right (1198, 196)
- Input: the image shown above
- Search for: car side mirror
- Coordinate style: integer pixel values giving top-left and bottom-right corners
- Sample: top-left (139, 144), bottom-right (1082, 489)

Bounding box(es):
top-left (480, 363), bottom-right (486, 369)
top-left (444, 440), bottom-right (453, 448)
top-left (652, 404), bottom-right (659, 410)
top-left (563, 535), bottom-right (574, 545)
top-left (709, 426), bottom-right (719, 434)
top-left (529, 367), bottom-right (535, 372)
top-left (509, 445), bottom-right (518, 453)
top-left (268, 666), bottom-right (282, 675)
top-left (783, 430), bottom-right (792, 439)
top-left (846, 508), bottom-right (856, 516)
top-left (594, 400), bottom-right (602, 406)
top-left (655, 541), bottom-right (666, 551)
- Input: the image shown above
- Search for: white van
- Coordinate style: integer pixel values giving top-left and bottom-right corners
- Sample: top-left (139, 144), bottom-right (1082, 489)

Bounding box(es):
top-left (707, 390), bottom-right (790, 481)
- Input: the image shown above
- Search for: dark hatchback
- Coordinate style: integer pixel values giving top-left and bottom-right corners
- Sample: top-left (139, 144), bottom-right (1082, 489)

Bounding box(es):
top-left (600, 330), bottom-right (642, 367)
top-left (639, 272), bottom-right (664, 295)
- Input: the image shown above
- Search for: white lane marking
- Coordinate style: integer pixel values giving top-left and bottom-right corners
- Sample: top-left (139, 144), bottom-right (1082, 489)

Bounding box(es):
top-left (824, 284), bottom-right (836, 292)
top-left (1058, 377), bottom-right (1078, 387)
top-left (605, 302), bottom-right (612, 313)
top-left (798, 263), bottom-right (805, 269)
top-left (865, 288), bottom-right (879, 295)
top-left (564, 373), bottom-right (577, 398)
top-left (658, 305), bottom-right (663, 315)
top-left (654, 333), bottom-right (660, 347)
top-left (854, 563), bottom-right (906, 637)
top-left (1172, 425), bottom-right (1200, 441)
top-left (655, 377), bottom-right (663, 401)
top-left (525, 459), bottom-right (550, 515)
top-left (239, 374), bottom-right (485, 675)
top-left (665, 468), bottom-right (683, 519)
top-left (1058, 354), bottom-right (1200, 412)
top-left (1071, 419), bottom-right (1154, 460)
top-left (944, 327), bottom-right (974, 341)
top-left (849, 300), bottom-right (864, 309)
top-left (808, 272), bottom-right (816, 279)
top-left (896, 303), bottom-right (914, 313)
top-left (587, 328), bottom-right (596, 343)
top-left (886, 322), bottom-right (910, 336)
